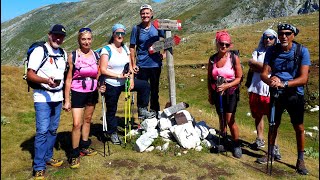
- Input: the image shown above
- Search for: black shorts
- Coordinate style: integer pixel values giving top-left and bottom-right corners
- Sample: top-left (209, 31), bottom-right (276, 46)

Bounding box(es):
top-left (214, 90), bottom-right (238, 115)
top-left (272, 93), bottom-right (305, 125)
top-left (71, 90), bottom-right (99, 108)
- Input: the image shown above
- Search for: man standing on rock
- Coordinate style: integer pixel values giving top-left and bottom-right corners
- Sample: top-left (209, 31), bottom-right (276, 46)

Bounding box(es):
top-left (260, 23), bottom-right (310, 175)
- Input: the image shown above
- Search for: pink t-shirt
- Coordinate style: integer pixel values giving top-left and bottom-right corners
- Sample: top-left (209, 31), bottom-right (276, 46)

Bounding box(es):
top-left (211, 54), bottom-right (237, 94)
top-left (71, 50), bottom-right (98, 92)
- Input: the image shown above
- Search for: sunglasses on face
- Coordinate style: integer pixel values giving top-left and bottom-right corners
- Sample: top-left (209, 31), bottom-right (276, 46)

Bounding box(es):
top-left (278, 31), bottom-right (293, 37)
top-left (115, 32), bottom-right (125, 37)
top-left (263, 35), bottom-right (276, 40)
top-left (219, 42), bottom-right (230, 48)
top-left (79, 27), bottom-right (92, 33)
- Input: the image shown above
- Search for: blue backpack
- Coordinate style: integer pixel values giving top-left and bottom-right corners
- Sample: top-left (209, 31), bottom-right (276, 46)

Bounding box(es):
top-left (95, 45), bottom-right (129, 59)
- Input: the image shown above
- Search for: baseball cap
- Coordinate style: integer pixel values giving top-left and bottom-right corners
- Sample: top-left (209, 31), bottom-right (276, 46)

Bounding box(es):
top-left (140, 4), bottom-right (152, 11)
top-left (49, 24), bottom-right (66, 36)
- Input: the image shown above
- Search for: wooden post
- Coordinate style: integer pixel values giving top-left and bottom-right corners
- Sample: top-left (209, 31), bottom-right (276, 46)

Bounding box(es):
top-left (165, 30), bottom-right (176, 105)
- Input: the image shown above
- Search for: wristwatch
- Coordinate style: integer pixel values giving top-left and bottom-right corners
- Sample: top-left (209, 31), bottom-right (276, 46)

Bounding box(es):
top-left (282, 81), bottom-right (288, 88)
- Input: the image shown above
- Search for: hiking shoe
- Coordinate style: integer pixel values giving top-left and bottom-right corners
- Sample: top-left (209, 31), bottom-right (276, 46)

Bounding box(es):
top-left (233, 147), bottom-right (242, 158)
top-left (34, 170), bottom-right (45, 180)
top-left (138, 107), bottom-right (156, 119)
top-left (46, 158), bottom-right (63, 167)
top-left (80, 147), bottom-right (97, 156)
top-left (273, 145), bottom-right (281, 161)
top-left (296, 159), bottom-right (309, 175)
top-left (110, 132), bottom-right (122, 145)
top-left (69, 157), bottom-right (80, 169)
top-left (256, 155), bottom-right (270, 164)
top-left (252, 138), bottom-right (265, 149)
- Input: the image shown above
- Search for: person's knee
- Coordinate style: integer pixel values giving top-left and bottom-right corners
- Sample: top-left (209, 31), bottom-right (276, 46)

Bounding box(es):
top-left (73, 121), bottom-right (82, 130)
top-left (293, 123), bottom-right (304, 134)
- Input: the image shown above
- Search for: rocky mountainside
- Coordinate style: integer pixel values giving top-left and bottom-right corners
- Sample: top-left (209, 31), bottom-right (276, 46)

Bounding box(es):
top-left (1, 0), bottom-right (319, 65)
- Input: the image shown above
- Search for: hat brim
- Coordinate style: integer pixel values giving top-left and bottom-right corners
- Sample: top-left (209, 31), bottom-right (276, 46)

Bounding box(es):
top-left (50, 31), bottom-right (66, 36)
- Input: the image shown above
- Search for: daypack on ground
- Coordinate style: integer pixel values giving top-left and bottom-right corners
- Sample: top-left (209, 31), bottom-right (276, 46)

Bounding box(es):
top-left (23, 41), bottom-right (66, 92)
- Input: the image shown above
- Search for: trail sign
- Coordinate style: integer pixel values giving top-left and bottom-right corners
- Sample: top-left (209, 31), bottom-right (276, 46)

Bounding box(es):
top-left (153, 19), bottom-right (182, 30)
top-left (148, 35), bottom-right (181, 54)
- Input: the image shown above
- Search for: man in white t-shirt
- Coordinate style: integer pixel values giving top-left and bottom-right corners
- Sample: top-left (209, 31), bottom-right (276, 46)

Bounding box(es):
top-left (26, 24), bottom-right (67, 180)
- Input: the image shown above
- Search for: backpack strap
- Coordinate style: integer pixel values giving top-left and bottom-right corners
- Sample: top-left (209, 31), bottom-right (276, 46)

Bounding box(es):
top-left (294, 42), bottom-right (303, 77)
top-left (136, 24), bottom-right (141, 47)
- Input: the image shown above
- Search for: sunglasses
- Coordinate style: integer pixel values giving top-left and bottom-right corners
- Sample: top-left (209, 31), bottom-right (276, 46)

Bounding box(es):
top-left (278, 31), bottom-right (293, 36)
top-left (219, 42), bottom-right (230, 48)
top-left (263, 35), bottom-right (276, 40)
top-left (115, 32), bottom-right (125, 37)
top-left (79, 27), bottom-right (92, 33)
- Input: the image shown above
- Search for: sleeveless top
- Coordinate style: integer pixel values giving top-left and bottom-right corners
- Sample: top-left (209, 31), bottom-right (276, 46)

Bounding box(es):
top-left (211, 54), bottom-right (237, 94)
top-left (71, 50), bottom-right (98, 92)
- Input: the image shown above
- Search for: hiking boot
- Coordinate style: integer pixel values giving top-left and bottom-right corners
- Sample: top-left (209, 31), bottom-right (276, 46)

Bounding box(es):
top-left (233, 146), bottom-right (242, 158)
top-left (138, 107), bottom-right (156, 119)
top-left (80, 147), bottom-right (97, 156)
top-left (69, 157), bottom-right (80, 169)
top-left (34, 170), bottom-right (45, 180)
top-left (256, 155), bottom-right (270, 164)
top-left (252, 138), bottom-right (265, 149)
top-left (46, 158), bottom-right (63, 167)
top-left (296, 159), bottom-right (309, 175)
top-left (273, 145), bottom-right (281, 161)
top-left (110, 132), bottom-right (122, 145)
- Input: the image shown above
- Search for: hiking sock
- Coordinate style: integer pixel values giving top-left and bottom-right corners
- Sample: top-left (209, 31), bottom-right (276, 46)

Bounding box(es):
top-left (298, 151), bottom-right (304, 160)
top-left (80, 139), bottom-right (92, 149)
top-left (70, 147), bottom-right (80, 158)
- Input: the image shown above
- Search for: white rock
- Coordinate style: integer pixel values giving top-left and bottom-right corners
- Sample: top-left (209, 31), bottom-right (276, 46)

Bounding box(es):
top-left (145, 146), bottom-right (155, 152)
top-left (308, 126), bottom-right (319, 131)
top-left (305, 131), bottom-right (313, 137)
top-left (160, 129), bottom-right (172, 139)
top-left (191, 74), bottom-right (195, 77)
top-left (176, 152), bottom-right (182, 156)
top-left (155, 146), bottom-right (162, 151)
top-left (162, 138), bottom-right (172, 142)
top-left (253, 130), bottom-right (257, 134)
top-left (134, 129), bottom-right (158, 152)
top-left (209, 128), bottom-right (216, 135)
top-left (182, 150), bottom-right (188, 154)
top-left (247, 112), bottom-right (251, 117)
top-left (195, 146), bottom-right (203, 151)
top-left (201, 66), bottom-right (206, 69)
top-left (140, 117), bottom-right (159, 131)
top-left (162, 142), bottom-right (170, 151)
top-left (310, 106), bottom-right (319, 112)
top-left (126, 129), bottom-right (139, 137)
top-left (159, 117), bottom-right (173, 131)
top-left (201, 79), bottom-right (204, 82)
top-left (170, 123), bottom-right (201, 149)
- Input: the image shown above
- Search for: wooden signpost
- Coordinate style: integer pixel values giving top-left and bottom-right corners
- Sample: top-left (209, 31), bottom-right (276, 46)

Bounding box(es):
top-left (148, 35), bottom-right (181, 54)
top-left (153, 19), bottom-right (182, 105)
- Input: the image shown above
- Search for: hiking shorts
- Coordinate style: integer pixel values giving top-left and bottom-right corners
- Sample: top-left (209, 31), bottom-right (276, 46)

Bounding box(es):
top-left (214, 91), bottom-right (238, 115)
top-left (71, 89), bottom-right (99, 108)
top-left (249, 92), bottom-right (270, 119)
top-left (272, 93), bottom-right (305, 125)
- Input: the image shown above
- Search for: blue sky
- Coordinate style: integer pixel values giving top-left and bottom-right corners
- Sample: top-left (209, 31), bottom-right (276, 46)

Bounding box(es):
top-left (1, 0), bottom-right (164, 23)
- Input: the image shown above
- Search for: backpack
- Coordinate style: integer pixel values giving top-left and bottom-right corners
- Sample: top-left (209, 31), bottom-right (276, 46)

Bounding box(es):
top-left (95, 45), bottom-right (129, 59)
top-left (23, 41), bottom-right (66, 92)
top-left (135, 22), bottom-right (164, 48)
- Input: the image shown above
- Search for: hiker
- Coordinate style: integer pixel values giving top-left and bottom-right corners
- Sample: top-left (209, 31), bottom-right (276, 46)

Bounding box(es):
top-left (247, 29), bottom-right (281, 160)
top-left (26, 24), bottom-right (67, 179)
top-left (129, 4), bottom-right (165, 118)
top-left (260, 24), bottom-right (310, 175)
top-left (99, 23), bottom-right (154, 145)
top-left (63, 27), bottom-right (103, 169)
top-left (207, 30), bottom-right (243, 158)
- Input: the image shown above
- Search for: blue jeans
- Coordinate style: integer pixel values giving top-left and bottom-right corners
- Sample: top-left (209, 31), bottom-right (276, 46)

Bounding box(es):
top-left (103, 79), bottom-right (150, 134)
top-left (33, 102), bottom-right (62, 171)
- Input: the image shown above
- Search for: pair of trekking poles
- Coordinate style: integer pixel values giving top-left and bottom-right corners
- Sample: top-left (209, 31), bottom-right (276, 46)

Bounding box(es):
top-left (100, 69), bottom-right (134, 156)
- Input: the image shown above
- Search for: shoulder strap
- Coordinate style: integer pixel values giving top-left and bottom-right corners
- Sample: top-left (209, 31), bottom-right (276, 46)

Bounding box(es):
top-left (294, 42), bottom-right (303, 77)
top-left (36, 45), bottom-right (49, 73)
top-left (104, 45), bottom-right (112, 60)
top-left (136, 24), bottom-right (141, 47)
top-left (72, 51), bottom-right (76, 64)
top-left (122, 45), bottom-right (130, 55)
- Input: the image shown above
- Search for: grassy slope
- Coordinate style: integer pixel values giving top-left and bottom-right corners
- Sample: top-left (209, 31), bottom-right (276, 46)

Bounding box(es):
top-left (1, 13), bottom-right (319, 179)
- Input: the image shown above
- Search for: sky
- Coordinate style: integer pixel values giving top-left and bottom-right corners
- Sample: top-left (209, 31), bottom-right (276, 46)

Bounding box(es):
top-left (1, 0), bottom-right (164, 23)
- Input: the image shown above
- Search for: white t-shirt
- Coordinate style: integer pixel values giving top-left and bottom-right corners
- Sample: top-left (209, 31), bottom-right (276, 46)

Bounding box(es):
top-left (247, 50), bottom-right (270, 97)
top-left (100, 44), bottom-right (130, 87)
top-left (28, 42), bottom-right (67, 102)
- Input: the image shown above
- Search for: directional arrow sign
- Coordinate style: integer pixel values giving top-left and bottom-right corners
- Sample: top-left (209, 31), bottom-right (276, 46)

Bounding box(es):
top-left (153, 19), bottom-right (182, 30)
top-left (148, 35), bottom-right (181, 54)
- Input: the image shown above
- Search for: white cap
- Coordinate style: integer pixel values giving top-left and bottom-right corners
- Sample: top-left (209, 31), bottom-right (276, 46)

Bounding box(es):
top-left (140, 4), bottom-right (152, 11)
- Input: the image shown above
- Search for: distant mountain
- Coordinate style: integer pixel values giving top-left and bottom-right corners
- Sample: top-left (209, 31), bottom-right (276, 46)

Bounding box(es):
top-left (1, 0), bottom-right (319, 65)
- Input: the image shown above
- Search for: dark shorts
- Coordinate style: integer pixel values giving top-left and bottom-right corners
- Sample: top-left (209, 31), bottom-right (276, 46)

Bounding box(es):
top-left (71, 90), bottom-right (99, 108)
top-left (272, 93), bottom-right (305, 125)
top-left (214, 90), bottom-right (238, 115)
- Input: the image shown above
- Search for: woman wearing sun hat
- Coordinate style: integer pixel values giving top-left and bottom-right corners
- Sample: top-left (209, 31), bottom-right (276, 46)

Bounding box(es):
top-left (207, 30), bottom-right (243, 158)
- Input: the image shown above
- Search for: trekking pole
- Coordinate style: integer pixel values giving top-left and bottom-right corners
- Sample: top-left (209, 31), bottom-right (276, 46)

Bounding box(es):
top-left (124, 77), bottom-right (130, 145)
top-left (217, 76), bottom-right (227, 155)
top-left (129, 92), bottom-right (135, 139)
top-left (267, 88), bottom-right (278, 175)
top-left (99, 75), bottom-right (109, 156)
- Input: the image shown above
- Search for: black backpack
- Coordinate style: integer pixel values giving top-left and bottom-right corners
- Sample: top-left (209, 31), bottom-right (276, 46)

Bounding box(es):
top-left (23, 41), bottom-right (66, 92)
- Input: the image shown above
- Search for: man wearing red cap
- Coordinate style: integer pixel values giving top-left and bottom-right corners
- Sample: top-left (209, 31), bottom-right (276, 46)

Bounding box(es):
top-left (27, 24), bottom-right (67, 179)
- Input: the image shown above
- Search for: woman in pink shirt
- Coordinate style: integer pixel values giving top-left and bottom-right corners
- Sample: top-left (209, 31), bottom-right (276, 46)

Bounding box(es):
top-left (63, 27), bottom-right (104, 168)
top-left (207, 30), bottom-right (243, 158)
